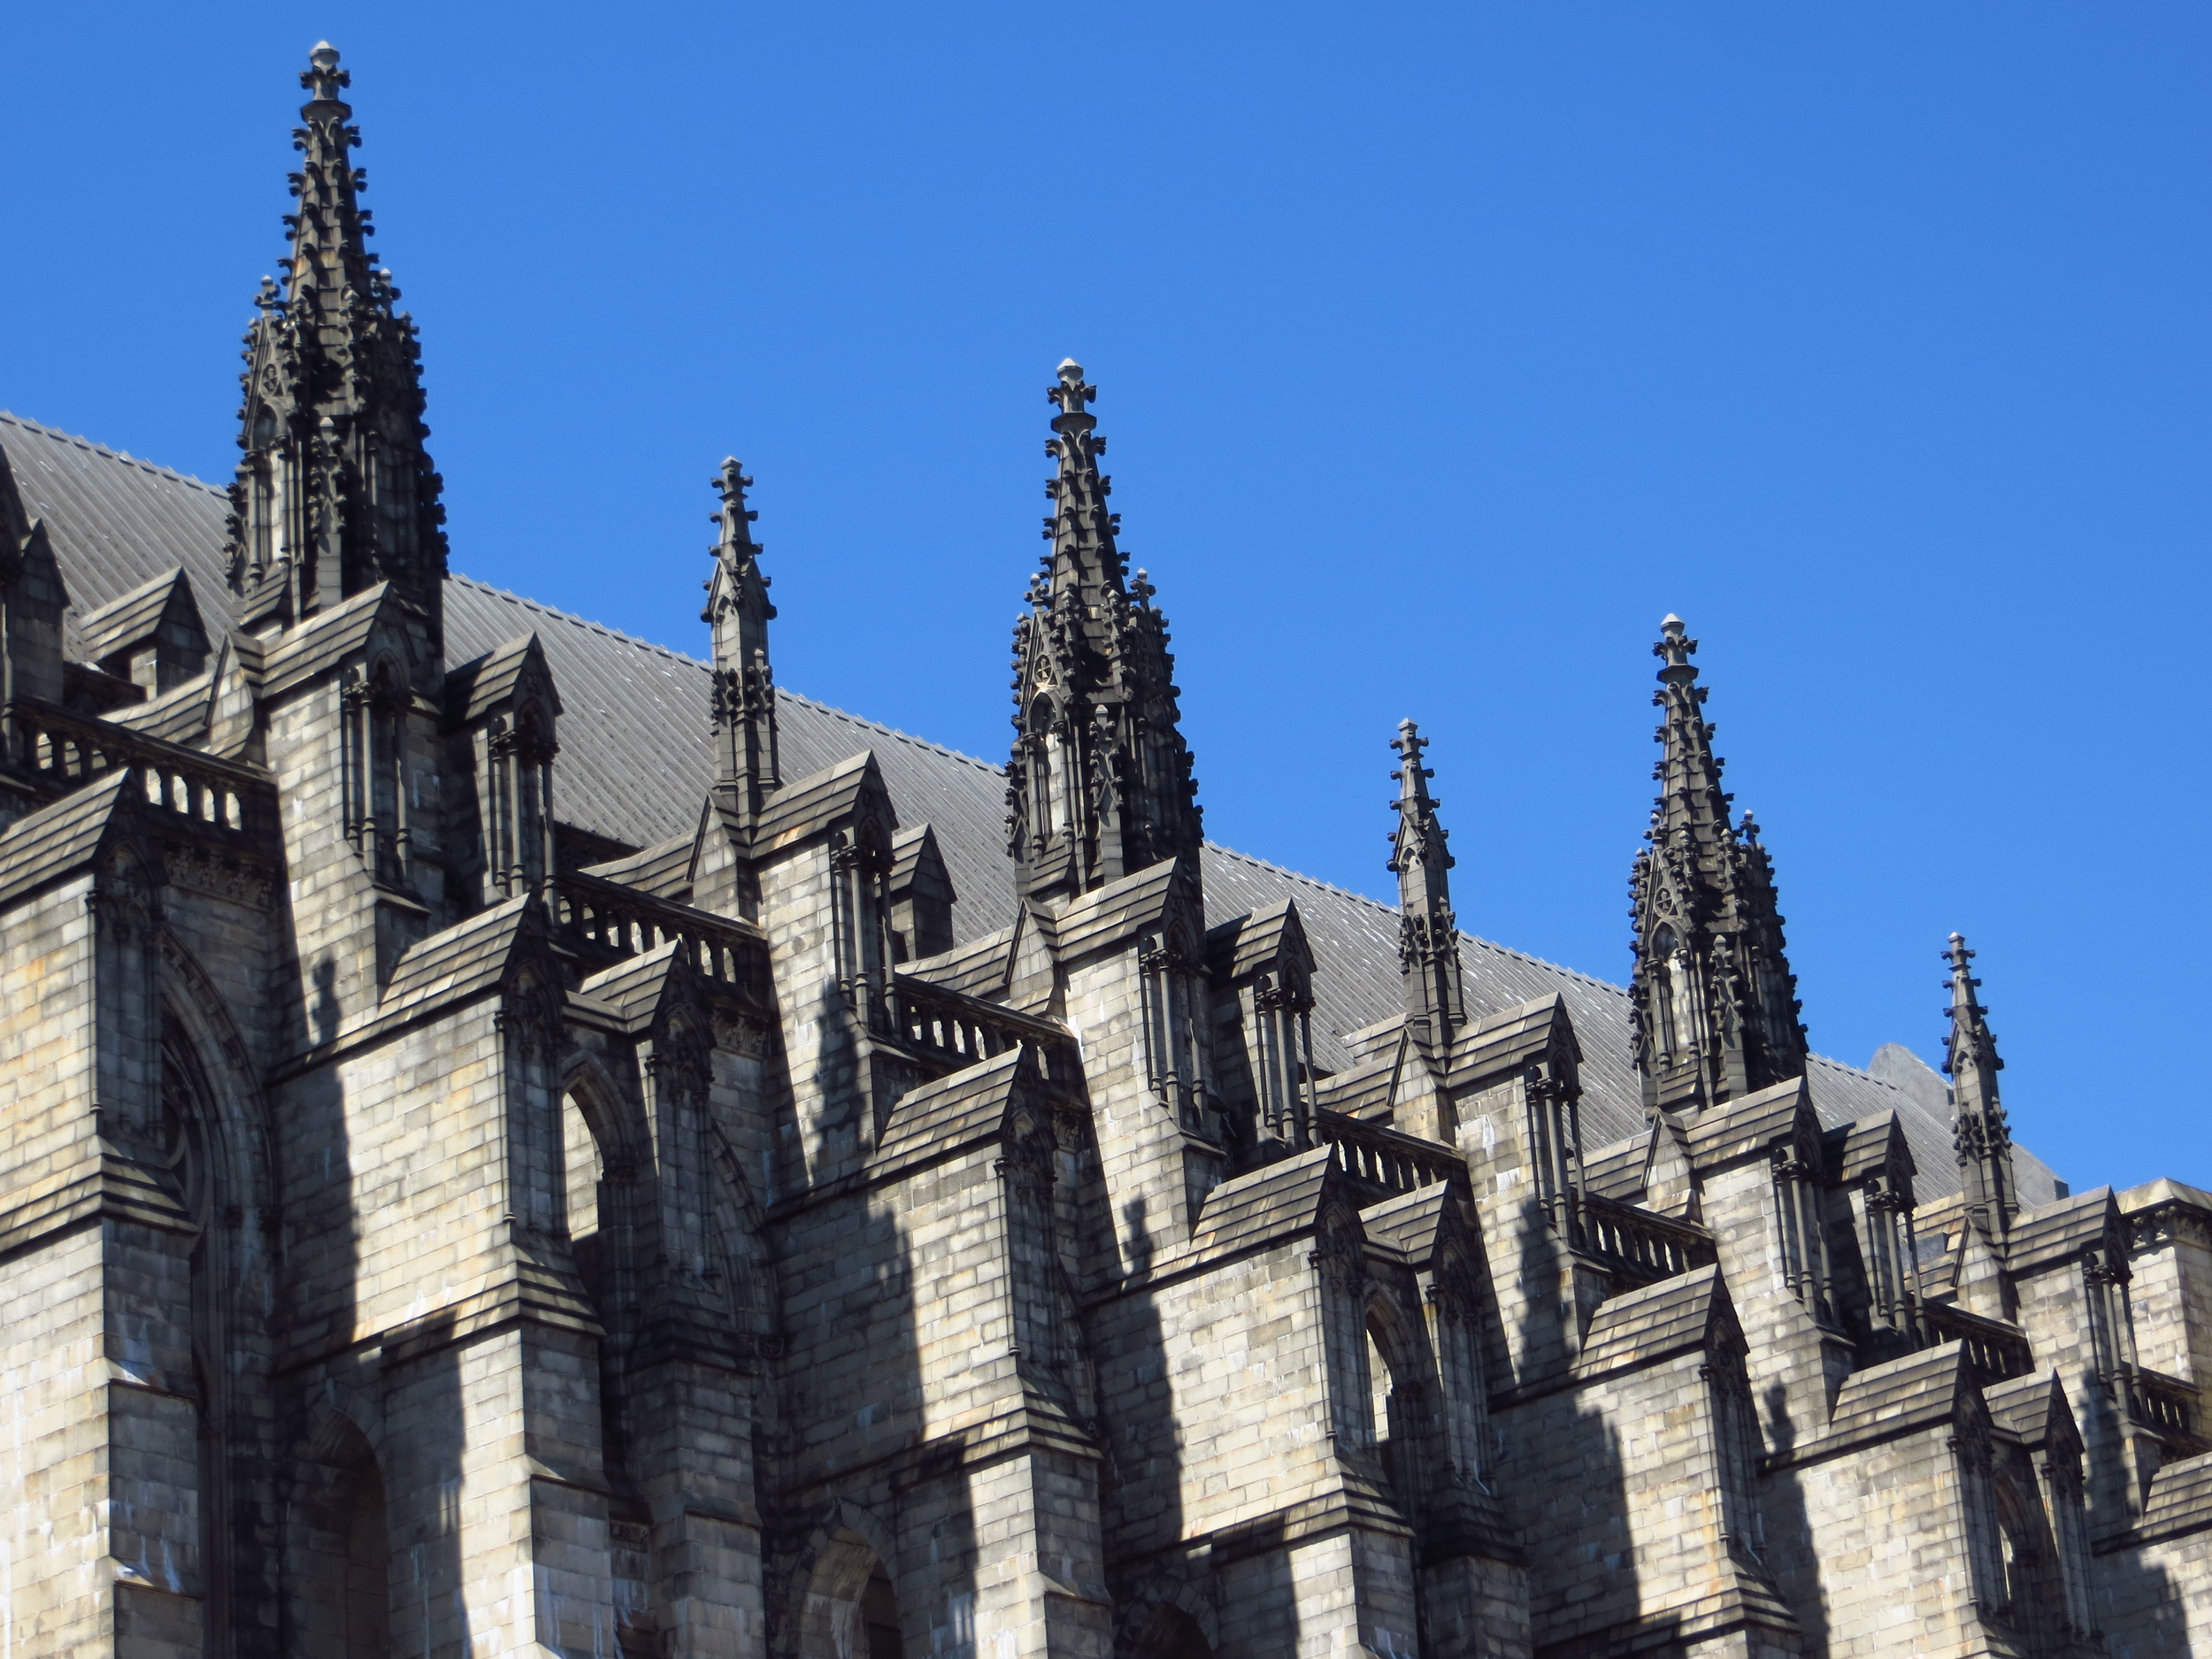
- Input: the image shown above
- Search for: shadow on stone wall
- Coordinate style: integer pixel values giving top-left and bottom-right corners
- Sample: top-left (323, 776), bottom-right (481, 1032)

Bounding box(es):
top-left (1504, 1217), bottom-right (1635, 1655)
top-left (1098, 1192), bottom-right (1206, 1653)
top-left (1756, 1379), bottom-right (1826, 1651)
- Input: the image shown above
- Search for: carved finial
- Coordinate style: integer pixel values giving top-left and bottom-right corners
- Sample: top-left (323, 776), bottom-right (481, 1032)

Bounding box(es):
top-left (303, 42), bottom-right (349, 104)
top-left (1655, 613), bottom-right (1698, 676)
top-left (1050, 357), bottom-right (1094, 417)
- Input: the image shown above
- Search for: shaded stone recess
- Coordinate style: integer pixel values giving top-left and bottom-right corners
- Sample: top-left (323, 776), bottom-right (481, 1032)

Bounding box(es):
top-left (0, 42), bottom-right (2205, 1659)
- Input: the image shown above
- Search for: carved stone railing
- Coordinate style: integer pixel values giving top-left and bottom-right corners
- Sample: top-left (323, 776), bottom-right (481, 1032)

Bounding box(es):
top-left (552, 871), bottom-right (763, 988)
top-left (1582, 1194), bottom-right (1717, 1285)
top-left (1921, 1299), bottom-right (2036, 1386)
top-left (894, 973), bottom-right (1070, 1082)
top-left (1314, 1111), bottom-right (1463, 1197)
top-left (5, 697), bottom-right (273, 841)
top-left (2135, 1366), bottom-right (2208, 1455)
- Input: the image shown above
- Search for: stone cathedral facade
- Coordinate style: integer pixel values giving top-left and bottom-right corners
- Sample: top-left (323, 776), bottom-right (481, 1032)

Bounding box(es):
top-left (0, 44), bottom-right (2207, 1659)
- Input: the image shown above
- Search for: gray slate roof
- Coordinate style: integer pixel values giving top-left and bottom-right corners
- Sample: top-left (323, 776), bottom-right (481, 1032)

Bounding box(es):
top-left (0, 409), bottom-right (2062, 1205)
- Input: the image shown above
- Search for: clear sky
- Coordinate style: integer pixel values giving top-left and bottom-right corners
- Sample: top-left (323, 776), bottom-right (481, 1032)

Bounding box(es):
top-left (4, 4), bottom-right (2206, 1194)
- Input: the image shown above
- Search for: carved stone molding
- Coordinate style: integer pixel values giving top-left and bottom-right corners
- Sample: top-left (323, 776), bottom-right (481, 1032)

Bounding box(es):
top-left (163, 843), bottom-right (275, 911)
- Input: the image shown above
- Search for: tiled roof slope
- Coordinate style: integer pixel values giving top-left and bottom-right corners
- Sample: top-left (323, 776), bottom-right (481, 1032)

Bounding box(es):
top-left (0, 409), bottom-right (2062, 1202)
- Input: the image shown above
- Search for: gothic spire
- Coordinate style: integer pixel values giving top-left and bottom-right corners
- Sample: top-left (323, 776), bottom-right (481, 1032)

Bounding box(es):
top-left (1006, 360), bottom-right (1202, 905)
top-left (1388, 719), bottom-right (1463, 1040)
top-left (704, 457), bottom-right (779, 821)
top-left (1627, 615), bottom-right (1806, 1113)
top-left (1944, 933), bottom-right (2016, 1237)
top-left (225, 43), bottom-right (448, 643)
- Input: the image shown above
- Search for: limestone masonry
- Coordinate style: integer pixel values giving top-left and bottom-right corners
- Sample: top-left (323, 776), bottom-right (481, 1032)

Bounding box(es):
top-left (0, 42), bottom-right (2204, 1659)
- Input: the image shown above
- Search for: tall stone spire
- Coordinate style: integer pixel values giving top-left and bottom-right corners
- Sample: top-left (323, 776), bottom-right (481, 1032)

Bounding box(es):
top-left (1388, 719), bottom-right (1463, 1040)
top-left (1944, 933), bottom-right (2016, 1238)
top-left (1006, 360), bottom-right (1202, 905)
top-left (1628, 615), bottom-right (1806, 1113)
top-left (225, 43), bottom-right (448, 642)
top-left (703, 458), bottom-right (778, 821)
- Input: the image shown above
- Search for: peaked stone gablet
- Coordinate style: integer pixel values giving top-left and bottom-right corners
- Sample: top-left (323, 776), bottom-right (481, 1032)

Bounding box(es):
top-left (1944, 931), bottom-right (2017, 1238)
top-left (1628, 615), bottom-right (1806, 1114)
top-left (224, 43), bottom-right (448, 641)
top-left (1005, 360), bottom-right (1202, 904)
top-left (703, 457), bottom-right (779, 821)
top-left (1387, 718), bottom-right (1463, 1040)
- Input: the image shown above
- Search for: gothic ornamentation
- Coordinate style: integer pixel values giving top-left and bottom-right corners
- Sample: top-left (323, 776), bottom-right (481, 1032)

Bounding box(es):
top-left (1005, 362), bottom-right (1201, 903)
top-left (1945, 933), bottom-right (2017, 1239)
top-left (1627, 616), bottom-right (1806, 1114)
top-left (223, 44), bottom-right (447, 639)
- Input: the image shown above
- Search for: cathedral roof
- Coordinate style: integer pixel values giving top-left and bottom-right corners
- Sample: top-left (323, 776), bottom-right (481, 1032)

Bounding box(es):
top-left (0, 408), bottom-right (2064, 1203)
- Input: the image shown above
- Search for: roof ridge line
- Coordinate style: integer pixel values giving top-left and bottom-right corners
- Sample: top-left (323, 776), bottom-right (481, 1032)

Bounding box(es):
top-left (0, 411), bottom-right (232, 499)
top-left (450, 573), bottom-right (1009, 778)
top-left (1201, 840), bottom-right (1628, 996)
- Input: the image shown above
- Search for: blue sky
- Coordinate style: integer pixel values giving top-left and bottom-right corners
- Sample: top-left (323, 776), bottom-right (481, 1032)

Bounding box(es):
top-left (4, 4), bottom-right (2206, 1193)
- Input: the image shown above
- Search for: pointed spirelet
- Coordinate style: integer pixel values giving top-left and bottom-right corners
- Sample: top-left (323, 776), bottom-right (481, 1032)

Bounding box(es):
top-left (224, 42), bottom-right (448, 645)
top-left (1944, 932), bottom-right (2016, 1237)
top-left (1005, 361), bottom-right (1202, 904)
top-left (1627, 614), bottom-right (1805, 1113)
top-left (703, 458), bottom-right (779, 818)
top-left (1388, 718), bottom-right (1463, 1040)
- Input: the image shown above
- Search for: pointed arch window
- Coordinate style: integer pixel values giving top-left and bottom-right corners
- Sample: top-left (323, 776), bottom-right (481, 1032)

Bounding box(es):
top-left (1026, 697), bottom-right (1063, 839)
top-left (161, 1020), bottom-right (234, 1649)
top-left (1650, 926), bottom-right (1697, 1061)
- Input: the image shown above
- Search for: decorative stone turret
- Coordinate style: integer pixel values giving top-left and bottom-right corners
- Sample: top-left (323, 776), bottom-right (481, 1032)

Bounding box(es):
top-left (225, 42), bottom-right (448, 645)
top-left (1945, 931), bottom-right (2017, 1240)
top-left (1628, 615), bottom-right (1806, 1113)
top-left (1006, 360), bottom-right (1202, 905)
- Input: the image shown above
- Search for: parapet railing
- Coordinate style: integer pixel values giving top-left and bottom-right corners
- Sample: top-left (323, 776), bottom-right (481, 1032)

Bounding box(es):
top-left (1313, 1111), bottom-right (1463, 1197)
top-left (2135, 1366), bottom-right (2208, 1454)
top-left (894, 973), bottom-right (1071, 1081)
top-left (5, 697), bottom-right (274, 841)
top-left (1582, 1194), bottom-right (1717, 1284)
top-left (552, 871), bottom-right (763, 988)
top-left (1921, 1299), bottom-right (2037, 1386)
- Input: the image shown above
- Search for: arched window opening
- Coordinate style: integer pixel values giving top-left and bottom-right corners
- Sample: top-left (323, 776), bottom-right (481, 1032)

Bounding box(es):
top-left (344, 1457), bottom-right (392, 1659)
top-left (861, 1561), bottom-right (902, 1659)
top-left (1363, 1312), bottom-right (1415, 1500)
top-left (1027, 698), bottom-right (1058, 840)
top-left (801, 1532), bottom-right (902, 1659)
top-left (249, 456), bottom-right (276, 577)
top-left (1651, 926), bottom-right (1686, 1058)
top-left (1134, 1605), bottom-right (1213, 1659)
top-left (161, 1022), bottom-right (231, 1646)
top-left (1366, 1325), bottom-right (1394, 1460)
top-left (563, 1091), bottom-right (603, 1244)
top-left (292, 1415), bottom-right (392, 1659)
